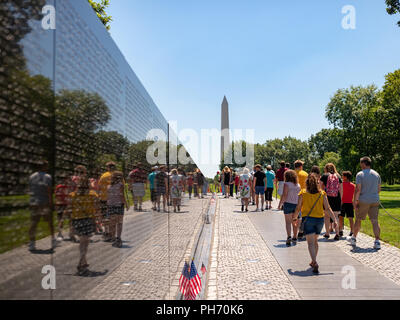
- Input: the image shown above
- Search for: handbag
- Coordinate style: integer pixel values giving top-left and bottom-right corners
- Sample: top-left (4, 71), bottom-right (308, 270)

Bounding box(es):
top-left (299, 192), bottom-right (322, 234)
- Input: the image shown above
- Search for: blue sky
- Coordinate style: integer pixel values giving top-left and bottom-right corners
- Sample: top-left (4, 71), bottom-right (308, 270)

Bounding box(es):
top-left (107, 1), bottom-right (400, 176)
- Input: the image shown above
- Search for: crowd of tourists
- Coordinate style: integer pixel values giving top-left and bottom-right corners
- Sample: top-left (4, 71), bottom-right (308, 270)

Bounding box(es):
top-left (28, 155), bottom-right (382, 276)
top-left (215, 156), bottom-right (382, 274)
top-left (27, 161), bottom-right (207, 276)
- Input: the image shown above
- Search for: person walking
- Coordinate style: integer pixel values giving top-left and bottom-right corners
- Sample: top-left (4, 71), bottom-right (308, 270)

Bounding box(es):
top-left (223, 167), bottom-right (231, 198)
top-left (229, 169), bottom-right (235, 198)
top-left (170, 169), bottom-right (184, 212)
top-left (107, 171), bottom-right (129, 248)
top-left (275, 161), bottom-right (288, 199)
top-left (234, 172), bottom-right (240, 197)
top-left (197, 169), bottom-right (205, 199)
top-left (253, 165), bottom-right (267, 212)
top-left (156, 166), bottom-right (169, 212)
top-left (98, 162), bottom-right (117, 241)
top-left (294, 160), bottom-right (308, 239)
top-left (294, 174), bottom-right (338, 274)
top-left (128, 163), bottom-right (147, 212)
top-left (278, 170), bottom-right (301, 246)
top-left (148, 166), bottom-right (158, 210)
top-left (55, 175), bottom-right (74, 241)
top-left (265, 165), bottom-right (275, 210)
top-left (28, 160), bottom-right (55, 252)
top-left (214, 171), bottom-right (221, 194)
top-left (320, 163), bottom-right (342, 240)
top-left (340, 171), bottom-right (355, 237)
top-left (239, 168), bottom-right (252, 212)
top-left (187, 172), bottom-right (194, 199)
top-left (350, 157), bottom-right (382, 250)
top-left (69, 177), bottom-right (98, 275)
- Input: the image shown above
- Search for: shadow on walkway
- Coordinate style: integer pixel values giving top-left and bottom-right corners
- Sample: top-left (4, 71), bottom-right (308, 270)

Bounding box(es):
top-left (288, 268), bottom-right (334, 277)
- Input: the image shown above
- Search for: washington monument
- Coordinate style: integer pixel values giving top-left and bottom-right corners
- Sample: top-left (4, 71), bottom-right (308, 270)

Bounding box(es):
top-left (221, 96), bottom-right (230, 161)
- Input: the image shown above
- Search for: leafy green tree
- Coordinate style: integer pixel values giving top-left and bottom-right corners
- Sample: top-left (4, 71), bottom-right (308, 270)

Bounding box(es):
top-left (380, 69), bottom-right (400, 183)
top-left (386, 0), bottom-right (400, 27)
top-left (318, 152), bottom-right (342, 173)
top-left (309, 129), bottom-right (341, 159)
top-left (325, 85), bottom-right (382, 176)
top-left (88, 0), bottom-right (113, 30)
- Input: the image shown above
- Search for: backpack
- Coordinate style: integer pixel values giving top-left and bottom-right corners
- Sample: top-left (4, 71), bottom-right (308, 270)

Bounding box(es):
top-left (326, 173), bottom-right (340, 197)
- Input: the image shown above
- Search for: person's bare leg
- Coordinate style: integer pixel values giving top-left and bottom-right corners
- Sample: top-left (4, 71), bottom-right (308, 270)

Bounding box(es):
top-left (334, 212), bottom-right (340, 235)
top-left (79, 235), bottom-right (89, 267)
top-left (292, 214), bottom-right (299, 239)
top-left (284, 214), bottom-right (292, 238)
top-left (339, 216), bottom-right (344, 233)
top-left (323, 215), bottom-right (330, 236)
top-left (349, 218), bottom-right (354, 233)
top-left (306, 234), bottom-right (317, 264)
top-left (29, 215), bottom-right (40, 242)
top-left (353, 218), bottom-right (362, 237)
top-left (370, 219), bottom-right (381, 240)
top-left (116, 215), bottom-right (123, 239)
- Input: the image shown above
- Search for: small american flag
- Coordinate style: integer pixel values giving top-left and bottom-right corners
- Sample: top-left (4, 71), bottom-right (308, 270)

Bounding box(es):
top-left (201, 263), bottom-right (207, 275)
top-left (179, 261), bottom-right (190, 296)
top-left (185, 260), bottom-right (202, 300)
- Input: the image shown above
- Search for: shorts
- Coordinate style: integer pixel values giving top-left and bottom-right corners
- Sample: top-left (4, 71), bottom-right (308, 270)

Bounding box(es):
top-left (265, 188), bottom-right (274, 201)
top-left (72, 218), bottom-right (95, 236)
top-left (303, 217), bottom-right (324, 236)
top-left (255, 186), bottom-right (265, 195)
top-left (132, 183), bottom-right (146, 197)
top-left (340, 203), bottom-right (354, 218)
top-left (30, 205), bottom-right (51, 221)
top-left (157, 186), bottom-right (166, 196)
top-left (278, 181), bottom-right (285, 196)
top-left (150, 189), bottom-right (157, 202)
top-left (283, 202), bottom-right (297, 215)
top-left (56, 205), bottom-right (68, 220)
top-left (327, 195), bottom-right (342, 212)
top-left (356, 202), bottom-right (379, 221)
top-left (108, 205), bottom-right (125, 216)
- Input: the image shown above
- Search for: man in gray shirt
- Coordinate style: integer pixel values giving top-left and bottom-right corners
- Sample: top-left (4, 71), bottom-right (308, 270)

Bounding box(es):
top-left (29, 160), bottom-right (55, 252)
top-left (350, 157), bottom-right (382, 250)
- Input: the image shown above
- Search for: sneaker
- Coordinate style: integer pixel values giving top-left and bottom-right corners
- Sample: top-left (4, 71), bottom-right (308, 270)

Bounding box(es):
top-left (349, 232), bottom-right (353, 237)
top-left (292, 238), bottom-right (298, 243)
top-left (57, 233), bottom-right (64, 242)
top-left (297, 232), bottom-right (304, 239)
top-left (374, 240), bottom-right (381, 250)
top-left (334, 234), bottom-right (340, 241)
top-left (350, 237), bottom-right (357, 246)
top-left (286, 237), bottom-right (292, 247)
top-left (28, 241), bottom-right (36, 252)
top-left (255, 208), bottom-right (260, 212)
top-left (339, 231), bottom-right (344, 237)
top-left (323, 234), bottom-right (330, 239)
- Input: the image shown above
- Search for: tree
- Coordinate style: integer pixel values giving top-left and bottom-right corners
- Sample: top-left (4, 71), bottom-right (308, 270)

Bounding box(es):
top-left (88, 0), bottom-right (113, 30)
top-left (325, 85), bottom-right (382, 176)
top-left (386, 0), bottom-right (400, 27)
top-left (308, 129), bottom-right (341, 159)
top-left (318, 152), bottom-right (342, 173)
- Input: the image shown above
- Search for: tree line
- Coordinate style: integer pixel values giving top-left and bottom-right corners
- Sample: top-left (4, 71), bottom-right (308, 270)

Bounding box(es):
top-left (222, 69), bottom-right (400, 184)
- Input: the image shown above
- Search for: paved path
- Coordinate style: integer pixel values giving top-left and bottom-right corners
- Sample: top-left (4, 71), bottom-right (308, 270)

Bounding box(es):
top-left (209, 196), bottom-right (400, 300)
top-left (0, 196), bottom-right (208, 300)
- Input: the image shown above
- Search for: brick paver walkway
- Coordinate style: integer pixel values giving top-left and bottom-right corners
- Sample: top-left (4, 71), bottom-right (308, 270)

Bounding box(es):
top-left (206, 196), bottom-right (300, 300)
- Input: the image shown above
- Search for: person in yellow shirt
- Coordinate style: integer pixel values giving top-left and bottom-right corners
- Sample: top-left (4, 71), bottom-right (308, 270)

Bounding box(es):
top-left (294, 174), bottom-right (337, 274)
top-left (69, 177), bottom-right (99, 276)
top-left (294, 160), bottom-right (309, 239)
top-left (294, 160), bottom-right (308, 190)
top-left (98, 162), bottom-right (116, 241)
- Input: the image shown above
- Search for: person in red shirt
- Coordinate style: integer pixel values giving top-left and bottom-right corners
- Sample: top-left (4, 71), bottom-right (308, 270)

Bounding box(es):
top-left (275, 161), bottom-right (288, 197)
top-left (55, 175), bottom-right (74, 241)
top-left (340, 171), bottom-right (356, 237)
top-left (234, 172), bottom-right (240, 197)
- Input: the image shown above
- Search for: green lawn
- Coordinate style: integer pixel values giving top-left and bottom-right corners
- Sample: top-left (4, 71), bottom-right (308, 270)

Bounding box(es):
top-left (0, 186), bottom-right (151, 254)
top-left (344, 185), bottom-right (400, 248)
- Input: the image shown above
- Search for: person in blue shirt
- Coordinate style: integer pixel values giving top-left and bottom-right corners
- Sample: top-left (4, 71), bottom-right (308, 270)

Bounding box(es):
top-left (265, 165), bottom-right (276, 210)
top-left (148, 166), bottom-right (158, 210)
